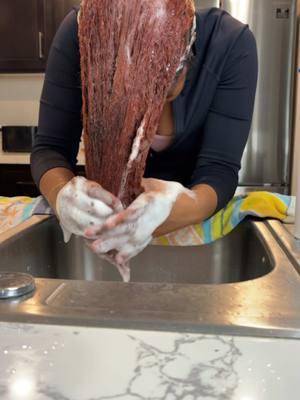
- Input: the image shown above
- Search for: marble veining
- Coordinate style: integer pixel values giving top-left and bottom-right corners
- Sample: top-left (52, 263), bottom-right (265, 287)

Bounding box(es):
top-left (95, 335), bottom-right (241, 400)
top-left (0, 322), bottom-right (299, 400)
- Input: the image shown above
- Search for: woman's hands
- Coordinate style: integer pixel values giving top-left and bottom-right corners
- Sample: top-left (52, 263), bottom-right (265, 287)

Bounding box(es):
top-left (54, 176), bottom-right (215, 283)
top-left (56, 176), bottom-right (123, 242)
top-left (84, 178), bottom-right (189, 265)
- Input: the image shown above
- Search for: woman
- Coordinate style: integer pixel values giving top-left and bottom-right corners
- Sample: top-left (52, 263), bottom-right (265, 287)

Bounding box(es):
top-left (31, 0), bottom-right (258, 270)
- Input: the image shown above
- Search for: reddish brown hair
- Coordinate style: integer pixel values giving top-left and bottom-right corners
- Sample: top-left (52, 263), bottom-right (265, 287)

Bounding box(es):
top-left (79, 0), bottom-right (195, 206)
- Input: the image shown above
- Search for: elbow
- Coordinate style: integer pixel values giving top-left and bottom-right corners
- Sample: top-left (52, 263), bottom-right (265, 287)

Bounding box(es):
top-left (30, 146), bottom-right (74, 188)
top-left (214, 173), bottom-right (238, 212)
top-left (191, 165), bottom-right (239, 213)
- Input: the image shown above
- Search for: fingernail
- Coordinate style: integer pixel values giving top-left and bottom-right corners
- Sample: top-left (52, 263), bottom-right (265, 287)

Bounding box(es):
top-left (91, 242), bottom-right (100, 252)
top-left (116, 254), bottom-right (125, 264)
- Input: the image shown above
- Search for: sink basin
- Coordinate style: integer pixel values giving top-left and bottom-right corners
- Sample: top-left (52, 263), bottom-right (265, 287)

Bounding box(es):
top-left (1, 216), bottom-right (300, 339)
top-left (0, 216), bottom-right (273, 284)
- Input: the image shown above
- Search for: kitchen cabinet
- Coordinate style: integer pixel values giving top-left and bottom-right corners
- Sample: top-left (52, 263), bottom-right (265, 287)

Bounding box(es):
top-left (0, 164), bottom-right (85, 197)
top-left (0, 165), bottom-right (40, 197)
top-left (0, 0), bottom-right (49, 72)
top-left (52, 0), bottom-right (80, 34)
top-left (0, 0), bottom-right (80, 73)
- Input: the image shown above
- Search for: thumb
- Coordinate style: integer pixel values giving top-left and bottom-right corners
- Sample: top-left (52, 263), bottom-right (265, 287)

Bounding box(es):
top-left (60, 223), bottom-right (72, 243)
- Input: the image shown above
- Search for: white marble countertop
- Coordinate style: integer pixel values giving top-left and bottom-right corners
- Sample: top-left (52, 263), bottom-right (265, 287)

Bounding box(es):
top-left (0, 321), bottom-right (299, 400)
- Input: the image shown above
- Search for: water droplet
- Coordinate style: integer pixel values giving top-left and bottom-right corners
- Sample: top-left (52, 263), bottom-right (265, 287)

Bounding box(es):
top-left (277, 376), bottom-right (281, 381)
top-left (61, 343), bottom-right (65, 348)
top-left (267, 363), bottom-right (272, 368)
top-left (3, 350), bottom-right (8, 355)
top-left (51, 346), bottom-right (56, 351)
top-left (22, 345), bottom-right (28, 350)
top-left (43, 350), bottom-right (48, 355)
top-left (248, 367), bottom-right (252, 372)
top-left (10, 368), bottom-right (16, 375)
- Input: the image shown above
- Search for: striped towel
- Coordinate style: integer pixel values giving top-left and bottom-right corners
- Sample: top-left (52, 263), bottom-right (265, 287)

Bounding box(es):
top-left (0, 192), bottom-right (295, 246)
top-left (152, 191), bottom-right (295, 245)
top-left (0, 196), bottom-right (52, 234)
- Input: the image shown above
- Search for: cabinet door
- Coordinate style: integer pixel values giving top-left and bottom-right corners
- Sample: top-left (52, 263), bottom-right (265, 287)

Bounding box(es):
top-left (0, 164), bottom-right (85, 197)
top-left (0, 0), bottom-right (46, 72)
top-left (0, 165), bottom-right (40, 197)
top-left (52, 0), bottom-right (80, 33)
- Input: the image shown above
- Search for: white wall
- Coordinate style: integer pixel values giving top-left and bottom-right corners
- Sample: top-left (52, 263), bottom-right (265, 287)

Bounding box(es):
top-left (291, 2), bottom-right (300, 195)
top-left (0, 74), bottom-right (44, 126)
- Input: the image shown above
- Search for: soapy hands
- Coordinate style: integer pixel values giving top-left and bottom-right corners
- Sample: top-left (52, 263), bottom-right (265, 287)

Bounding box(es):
top-left (56, 176), bottom-right (133, 281)
top-left (56, 177), bottom-right (188, 282)
top-left (84, 178), bottom-right (187, 267)
top-left (56, 176), bottom-right (123, 243)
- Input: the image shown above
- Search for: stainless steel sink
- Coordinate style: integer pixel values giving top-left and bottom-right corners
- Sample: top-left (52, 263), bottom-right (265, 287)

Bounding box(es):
top-left (1, 216), bottom-right (300, 339)
top-left (0, 216), bottom-right (273, 284)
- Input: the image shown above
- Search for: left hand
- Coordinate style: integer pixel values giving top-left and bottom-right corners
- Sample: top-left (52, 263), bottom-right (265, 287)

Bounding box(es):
top-left (84, 178), bottom-right (187, 265)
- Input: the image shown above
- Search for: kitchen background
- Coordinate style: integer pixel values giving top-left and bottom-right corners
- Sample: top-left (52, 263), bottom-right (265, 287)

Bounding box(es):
top-left (0, 0), bottom-right (299, 195)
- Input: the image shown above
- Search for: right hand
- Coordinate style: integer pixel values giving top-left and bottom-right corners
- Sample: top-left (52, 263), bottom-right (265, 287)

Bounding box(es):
top-left (56, 176), bottom-right (123, 243)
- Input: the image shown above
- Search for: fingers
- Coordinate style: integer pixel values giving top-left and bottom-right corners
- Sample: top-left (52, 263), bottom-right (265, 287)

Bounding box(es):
top-left (71, 191), bottom-right (113, 218)
top-left (66, 176), bottom-right (122, 215)
top-left (84, 191), bottom-right (153, 237)
top-left (60, 224), bottom-right (72, 243)
top-left (87, 227), bottom-right (151, 263)
top-left (94, 250), bottom-right (131, 282)
top-left (86, 182), bottom-right (123, 212)
top-left (89, 236), bottom-right (129, 254)
top-left (84, 194), bottom-right (155, 242)
top-left (60, 206), bottom-right (105, 233)
top-left (84, 207), bottom-right (140, 237)
top-left (104, 207), bottom-right (140, 229)
top-left (115, 236), bottom-right (152, 264)
top-left (117, 263), bottom-right (131, 283)
top-left (56, 176), bottom-right (125, 239)
top-left (60, 180), bottom-right (113, 216)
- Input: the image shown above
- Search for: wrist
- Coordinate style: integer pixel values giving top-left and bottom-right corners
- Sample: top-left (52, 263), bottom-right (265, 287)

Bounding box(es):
top-left (49, 181), bottom-right (70, 214)
top-left (39, 168), bottom-right (75, 212)
top-left (153, 184), bottom-right (218, 236)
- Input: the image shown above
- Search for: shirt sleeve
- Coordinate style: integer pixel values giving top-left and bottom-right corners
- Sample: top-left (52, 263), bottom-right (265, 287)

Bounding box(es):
top-left (30, 9), bottom-right (82, 187)
top-left (190, 27), bottom-right (258, 212)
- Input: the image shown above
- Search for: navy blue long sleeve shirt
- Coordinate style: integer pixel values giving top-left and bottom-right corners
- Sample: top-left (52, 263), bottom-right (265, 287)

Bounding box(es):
top-left (31, 7), bottom-right (258, 212)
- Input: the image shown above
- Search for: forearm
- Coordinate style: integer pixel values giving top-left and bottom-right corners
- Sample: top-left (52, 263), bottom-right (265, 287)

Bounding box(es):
top-left (39, 167), bottom-right (75, 212)
top-left (154, 183), bottom-right (218, 236)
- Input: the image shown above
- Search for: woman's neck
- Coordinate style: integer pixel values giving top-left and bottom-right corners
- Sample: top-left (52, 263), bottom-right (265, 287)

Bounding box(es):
top-left (157, 102), bottom-right (175, 137)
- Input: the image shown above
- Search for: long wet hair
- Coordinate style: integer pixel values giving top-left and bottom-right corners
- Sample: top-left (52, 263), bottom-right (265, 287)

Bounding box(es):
top-left (79, 0), bottom-right (195, 206)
